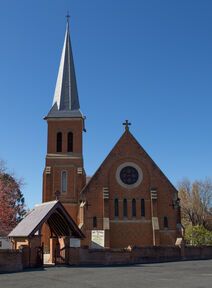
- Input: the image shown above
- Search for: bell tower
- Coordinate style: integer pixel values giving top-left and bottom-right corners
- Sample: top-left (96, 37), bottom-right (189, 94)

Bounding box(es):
top-left (42, 17), bottom-right (86, 221)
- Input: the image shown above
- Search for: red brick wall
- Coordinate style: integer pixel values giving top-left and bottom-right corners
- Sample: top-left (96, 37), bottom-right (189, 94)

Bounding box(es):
top-left (184, 246), bottom-right (212, 260)
top-left (82, 130), bottom-right (180, 248)
top-left (43, 118), bottom-right (86, 221)
top-left (0, 250), bottom-right (23, 272)
top-left (42, 115), bottom-right (180, 248)
top-left (110, 222), bottom-right (153, 248)
top-left (47, 119), bottom-right (84, 154)
top-left (69, 246), bottom-right (212, 266)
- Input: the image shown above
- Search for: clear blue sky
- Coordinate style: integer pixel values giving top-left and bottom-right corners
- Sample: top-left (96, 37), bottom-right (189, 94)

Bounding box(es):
top-left (0, 0), bottom-right (212, 208)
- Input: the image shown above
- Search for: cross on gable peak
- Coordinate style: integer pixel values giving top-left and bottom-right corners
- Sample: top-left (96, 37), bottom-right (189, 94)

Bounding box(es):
top-left (123, 120), bottom-right (131, 131)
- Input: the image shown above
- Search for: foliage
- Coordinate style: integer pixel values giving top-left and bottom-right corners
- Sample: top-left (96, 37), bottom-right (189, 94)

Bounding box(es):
top-left (185, 225), bottom-right (212, 246)
top-left (178, 178), bottom-right (212, 230)
top-left (0, 162), bottom-right (27, 236)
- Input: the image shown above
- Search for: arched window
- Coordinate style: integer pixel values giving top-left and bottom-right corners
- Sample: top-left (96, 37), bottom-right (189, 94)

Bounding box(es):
top-left (61, 171), bottom-right (67, 193)
top-left (123, 199), bottom-right (128, 218)
top-left (132, 199), bottom-right (136, 217)
top-left (67, 132), bottom-right (73, 152)
top-left (164, 216), bottom-right (168, 228)
top-left (114, 199), bottom-right (119, 217)
top-left (56, 132), bottom-right (62, 152)
top-left (93, 216), bottom-right (97, 228)
top-left (141, 199), bottom-right (145, 217)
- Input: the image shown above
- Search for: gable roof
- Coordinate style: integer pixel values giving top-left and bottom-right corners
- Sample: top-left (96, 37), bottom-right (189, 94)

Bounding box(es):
top-left (81, 129), bottom-right (178, 197)
top-left (8, 200), bottom-right (84, 238)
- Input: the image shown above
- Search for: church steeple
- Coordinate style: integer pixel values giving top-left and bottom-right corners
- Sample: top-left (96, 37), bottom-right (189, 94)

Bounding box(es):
top-left (43, 17), bottom-right (86, 204)
top-left (46, 16), bottom-right (82, 118)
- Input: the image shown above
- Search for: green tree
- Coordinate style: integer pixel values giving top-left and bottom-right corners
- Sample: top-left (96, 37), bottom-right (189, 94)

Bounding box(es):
top-left (185, 225), bottom-right (212, 246)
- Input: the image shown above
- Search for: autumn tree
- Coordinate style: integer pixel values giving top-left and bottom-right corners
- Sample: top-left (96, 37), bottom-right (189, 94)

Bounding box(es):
top-left (0, 162), bottom-right (26, 236)
top-left (178, 178), bottom-right (212, 230)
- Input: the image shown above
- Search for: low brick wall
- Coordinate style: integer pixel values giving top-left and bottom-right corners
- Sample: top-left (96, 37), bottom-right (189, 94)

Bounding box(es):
top-left (0, 250), bottom-right (23, 273)
top-left (1, 246), bottom-right (212, 272)
top-left (69, 246), bottom-right (212, 266)
top-left (132, 246), bottom-right (181, 263)
top-left (21, 246), bottom-right (30, 268)
top-left (183, 246), bottom-right (212, 260)
top-left (68, 247), bottom-right (181, 266)
top-left (69, 247), bottom-right (132, 265)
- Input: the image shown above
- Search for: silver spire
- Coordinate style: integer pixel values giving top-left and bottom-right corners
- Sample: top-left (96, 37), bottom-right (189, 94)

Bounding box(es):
top-left (46, 17), bottom-right (82, 118)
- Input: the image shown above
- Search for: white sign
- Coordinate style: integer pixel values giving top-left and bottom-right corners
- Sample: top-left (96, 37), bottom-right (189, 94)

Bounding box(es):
top-left (91, 230), bottom-right (105, 248)
top-left (70, 238), bottom-right (81, 247)
top-left (175, 238), bottom-right (183, 246)
top-left (103, 218), bottom-right (110, 230)
top-left (152, 217), bottom-right (159, 230)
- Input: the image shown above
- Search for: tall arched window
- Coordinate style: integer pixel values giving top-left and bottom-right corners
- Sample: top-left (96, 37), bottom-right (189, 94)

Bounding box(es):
top-left (123, 199), bottom-right (128, 218)
top-left (67, 132), bottom-right (73, 152)
top-left (114, 199), bottom-right (119, 218)
top-left (56, 132), bottom-right (62, 152)
top-left (141, 199), bottom-right (145, 217)
top-left (164, 216), bottom-right (168, 228)
top-left (93, 216), bottom-right (97, 228)
top-left (132, 199), bottom-right (136, 217)
top-left (61, 171), bottom-right (67, 193)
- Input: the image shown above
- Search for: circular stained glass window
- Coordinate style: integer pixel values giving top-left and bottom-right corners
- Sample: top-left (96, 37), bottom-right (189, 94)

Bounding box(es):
top-left (120, 166), bottom-right (139, 185)
top-left (116, 162), bottom-right (143, 189)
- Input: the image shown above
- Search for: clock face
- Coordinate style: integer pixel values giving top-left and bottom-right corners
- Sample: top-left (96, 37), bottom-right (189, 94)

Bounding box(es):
top-left (116, 162), bottom-right (143, 189)
top-left (120, 166), bottom-right (139, 185)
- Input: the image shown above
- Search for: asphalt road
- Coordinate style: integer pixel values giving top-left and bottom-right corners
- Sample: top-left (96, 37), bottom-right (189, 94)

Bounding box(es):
top-left (0, 260), bottom-right (212, 288)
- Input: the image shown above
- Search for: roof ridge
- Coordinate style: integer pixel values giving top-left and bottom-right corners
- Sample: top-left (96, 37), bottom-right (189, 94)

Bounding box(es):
top-left (35, 200), bottom-right (58, 207)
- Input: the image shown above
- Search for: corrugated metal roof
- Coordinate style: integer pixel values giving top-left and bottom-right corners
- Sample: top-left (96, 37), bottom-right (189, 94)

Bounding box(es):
top-left (8, 201), bottom-right (57, 237)
top-left (8, 201), bottom-right (84, 239)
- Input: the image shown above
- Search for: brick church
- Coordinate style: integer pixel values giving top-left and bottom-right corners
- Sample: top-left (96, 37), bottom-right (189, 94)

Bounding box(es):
top-left (42, 19), bottom-right (182, 249)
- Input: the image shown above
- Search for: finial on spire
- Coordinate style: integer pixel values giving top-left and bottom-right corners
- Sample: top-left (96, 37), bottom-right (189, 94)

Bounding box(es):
top-left (66, 12), bottom-right (70, 24)
top-left (123, 120), bottom-right (131, 131)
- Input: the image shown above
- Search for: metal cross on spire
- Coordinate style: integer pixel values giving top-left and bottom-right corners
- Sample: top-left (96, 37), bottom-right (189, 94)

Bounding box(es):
top-left (123, 120), bottom-right (131, 131)
top-left (66, 12), bottom-right (70, 23)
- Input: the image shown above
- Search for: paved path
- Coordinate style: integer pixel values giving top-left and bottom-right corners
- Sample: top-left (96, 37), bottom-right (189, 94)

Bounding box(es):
top-left (1, 260), bottom-right (212, 288)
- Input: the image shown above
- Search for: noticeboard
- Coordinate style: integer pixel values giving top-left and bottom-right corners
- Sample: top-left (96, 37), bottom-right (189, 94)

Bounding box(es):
top-left (91, 230), bottom-right (105, 248)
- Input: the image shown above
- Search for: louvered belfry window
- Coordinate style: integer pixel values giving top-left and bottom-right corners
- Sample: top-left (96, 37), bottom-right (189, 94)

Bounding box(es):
top-left (57, 132), bottom-right (62, 152)
top-left (67, 132), bottom-right (73, 152)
